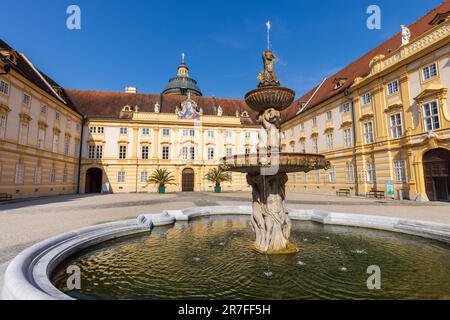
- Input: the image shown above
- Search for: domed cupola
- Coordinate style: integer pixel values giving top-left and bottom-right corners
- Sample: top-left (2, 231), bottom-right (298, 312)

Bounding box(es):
top-left (162, 53), bottom-right (202, 96)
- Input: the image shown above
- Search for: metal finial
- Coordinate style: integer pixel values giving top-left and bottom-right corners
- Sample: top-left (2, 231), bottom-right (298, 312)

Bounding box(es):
top-left (181, 52), bottom-right (185, 64)
top-left (266, 20), bottom-right (271, 50)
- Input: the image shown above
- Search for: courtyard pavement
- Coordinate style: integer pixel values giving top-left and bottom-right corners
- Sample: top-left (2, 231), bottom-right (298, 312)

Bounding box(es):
top-left (0, 192), bottom-right (449, 265)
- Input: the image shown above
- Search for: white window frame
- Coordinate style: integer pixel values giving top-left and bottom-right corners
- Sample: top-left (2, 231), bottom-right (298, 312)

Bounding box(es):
top-left (312, 138), bottom-right (318, 154)
top-left (422, 62), bottom-right (438, 81)
top-left (96, 145), bottom-right (103, 159)
top-left (88, 145), bottom-right (96, 159)
top-left (34, 166), bottom-right (42, 185)
top-left (326, 133), bottom-right (333, 151)
top-left (50, 168), bottom-right (57, 184)
top-left (119, 127), bottom-right (128, 135)
top-left (207, 130), bottom-right (214, 138)
top-left (62, 168), bottom-right (68, 184)
top-left (15, 163), bottom-right (24, 184)
top-left (366, 162), bottom-right (376, 183)
top-left (0, 80), bottom-right (9, 95)
top-left (344, 128), bottom-right (352, 148)
top-left (22, 93), bottom-right (31, 106)
top-left (387, 80), bottom-right (399, 96)
top-left (422, 100), bottom-right (440, 131)
top-left (162, 146), bottom-right (169, 160)
top-left (390, 113), bottom-right (403, 138)
top-left (19, 122), bottom-right (29, 145)
top-left (363, 121), bottom-right (374, 144)
top-left (328, 167), bottom-right (336, 182)
top-left (140, 171), bottom-right (148, 183)
top-left (226, 147), bottom-right (233, 158)
top-left (119, 145), bottom-right (127, 159)
top-left (142, 128), bottom-right (150, 135)
top-left (346, 163), bottom-right (354, 182)
top-left (361, 92), bottom-right (372, 105)
top-left (162, 128), bottom-right (170, 136)
top-left (117, 171), bottom-right (125, 183)
top-left (207, 147), bottom-right (214, 160)
top-left (394, 160), bottom-right (407, 182)
top-left (0, 114), bottom-right (7, 139)
top-left (141, 145), bottom-right (149, 159)
top-left (340, 102), bottom-right (351, 113)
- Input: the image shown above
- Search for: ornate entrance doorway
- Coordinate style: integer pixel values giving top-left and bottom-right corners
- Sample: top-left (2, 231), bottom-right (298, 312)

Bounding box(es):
top-left (423, 148), bottom-right (450, 201)
top-left (85, 168), bottom-right (103, 193)
top-left (182, 168), bottom-right (195, 192)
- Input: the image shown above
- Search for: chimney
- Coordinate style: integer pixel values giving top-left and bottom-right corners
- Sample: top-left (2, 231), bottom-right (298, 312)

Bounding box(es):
top-left (125, 86), bottom-right (137, 94)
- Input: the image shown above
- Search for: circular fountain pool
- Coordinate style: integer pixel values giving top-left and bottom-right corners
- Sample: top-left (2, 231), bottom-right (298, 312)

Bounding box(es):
top-left (51, 215), bottom-right (450, 300)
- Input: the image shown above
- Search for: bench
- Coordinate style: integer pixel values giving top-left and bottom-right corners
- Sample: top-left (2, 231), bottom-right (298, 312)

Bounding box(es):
top-left (0, 193), bottom-right (12, 202)
top-left (366, 190), bottom-right (385, 199)
top-left (336, 189), bottom-right (351, 197)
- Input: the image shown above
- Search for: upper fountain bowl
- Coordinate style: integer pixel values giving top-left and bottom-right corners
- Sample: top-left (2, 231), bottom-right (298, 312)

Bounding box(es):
top-left (245, 86), bottom-right (295, 113)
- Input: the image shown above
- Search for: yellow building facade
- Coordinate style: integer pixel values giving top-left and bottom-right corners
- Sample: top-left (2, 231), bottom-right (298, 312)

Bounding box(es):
top-left (0, 41), bottom-right (83, 199)
top-left (281, 11), bottom-right (450, 201)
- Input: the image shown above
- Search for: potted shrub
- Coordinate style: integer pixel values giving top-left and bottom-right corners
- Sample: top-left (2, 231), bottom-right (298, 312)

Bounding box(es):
top-left (147, 168), bottom-right (176, 194)
top-left (205, 168), bottom-right (231, 193)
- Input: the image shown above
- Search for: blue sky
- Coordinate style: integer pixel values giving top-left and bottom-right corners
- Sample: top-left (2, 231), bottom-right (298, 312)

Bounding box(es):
top-left (0, 0), bottom-right (443, 98)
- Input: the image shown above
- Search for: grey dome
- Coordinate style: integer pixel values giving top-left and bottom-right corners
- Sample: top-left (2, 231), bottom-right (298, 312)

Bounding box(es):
top-left (162, 76), bottom-right (202, 96)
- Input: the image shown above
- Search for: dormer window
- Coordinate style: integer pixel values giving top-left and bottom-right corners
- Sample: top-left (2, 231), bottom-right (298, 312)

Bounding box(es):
top-left (333, 78), bottom-right (347, 90)
top-left (241, 111), bottom-right (249, 117)
top-left (121, 105), bottom-right (134, 112)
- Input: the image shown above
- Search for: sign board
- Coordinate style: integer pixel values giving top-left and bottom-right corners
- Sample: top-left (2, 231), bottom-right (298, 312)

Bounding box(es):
top-left (386, 181), bottom-right (395, 197)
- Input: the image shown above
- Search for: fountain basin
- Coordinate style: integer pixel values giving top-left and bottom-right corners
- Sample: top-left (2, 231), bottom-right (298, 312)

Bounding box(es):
top-left (220, 152), bottom-right (330, 174)
top-left (2, 206), bottom-right (450, 300)
top-left (244, 86), bottom-right (295, 113)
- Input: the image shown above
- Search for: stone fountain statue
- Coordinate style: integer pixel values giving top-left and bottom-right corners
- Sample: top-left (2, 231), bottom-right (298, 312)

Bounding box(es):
top-left (220, 27), bottom-right (329, 254)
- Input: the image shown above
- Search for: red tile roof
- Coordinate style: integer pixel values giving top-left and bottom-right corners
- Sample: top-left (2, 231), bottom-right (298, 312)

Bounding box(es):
top-left (281, 0), bottom-right (450, 122)
top-left (66, 90), bottom-right (259, 125)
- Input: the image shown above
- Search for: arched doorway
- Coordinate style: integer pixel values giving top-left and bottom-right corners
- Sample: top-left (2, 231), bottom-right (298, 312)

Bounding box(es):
top-left (182, 168), bottom-right (195, 192)
top-left (423, 148), bottom-right (450, 201)
top-left (85, 168), bottom-right (103, 193)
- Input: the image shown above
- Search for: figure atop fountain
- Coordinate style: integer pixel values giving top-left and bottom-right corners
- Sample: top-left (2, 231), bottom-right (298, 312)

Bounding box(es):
top-left (257, 50), bottom-right (280, 88)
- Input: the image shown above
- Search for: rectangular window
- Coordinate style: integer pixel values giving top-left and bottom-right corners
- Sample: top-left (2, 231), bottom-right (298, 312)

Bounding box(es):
top-left (422, 62), bottom-right (438, 81)
top-left (0, 80), bottom-right (9, 95)
top-left (64, 138), bottom-right (70, 156)
top-left (207, 130), bottom-right (214, 138)
top-left (367, 163), bottom-right (376, 182)
top-left (52, 133), bottom-right (59, 153)
top-left (0, 114), bottom-right (7, 139)
top-left (41, 105), bottom-right (47, 114)
top-left (50, 168), bottom-right (56, 183)
top-left (301, 141), bottom-right (306, 153)
top-left (119, 145), bottom-right (127, 159)
top-left (245, 148), bottom-right (251, 155)
top-left (394, 160), bottom-right (407, 182)
top-left (96, 145), bottom-right (103, 159)
top-left (97, 127), bottom-right (104, 134)
top-left (423, 101), bottom-right (440, 131)
top-left (120, 128), bottom-right (128, 135)
top-left (312, 117), bottom-right (317, 127)
top-left (142, 128), bottom-right (150, 135)
top-left (225, 130), bottom-right (233, 138)
top-left (34, 167), bottom-right (42, 185)
top-left (340, 103), bottom-right (351, 113)
top-left (328, 167), bottom-right (336, 182)
top-left (363, 122), bottom-right (374, 144)
top-left (326, 133), bottom-right (333, 151)
top-left (326, 111), bottom-right (332, 121)
top-left (23, 93), bottom-right (31, 106)
top-left (300, 123), bottom-right (305, 131)
top-left (346, 163), bottom-right (354, 182)
top-left (226, 148), bottom-right (233, 157)
top-left (62, 168), bottom-right (68, 184)
top-left (89, 126), bottom-right (96, 134)
top-left (162, 146), bottom-right (169, 160)
top-left (390, 113), bottom-right (403, 138)
top-left (142, 146), bottom-right (149, 159)
top-left (344, 128), bottom-right (352, 148)
top-left (315, 170), bottom-right (320, 184)
top-left (245, 132), bottom-right (251, 139)
top-left (387, 80), bottom-right (399, 95)
top-left (162, 128), bottom-right (170, 136)
top-left (140, 171), bottom-right (148, 183)
top-left (15, 164), bottom-right (24, 184)
top-left (55, 112), bottom-right (60, 121)
top-left (88, 145), bottom-right (96, 159)
top-left (37, 128), bottom-right (45, 149)
top-left (19, 122), bottom-right (29, 145)
top-left (190, 147), bottom-right (195, 160)
top-left (361, 92), bottom-right (372, 105)
top-left (118, 171), bottom-right (125, 183)
top-left (183, 129), bottom-right (195, 137)
top-left (312, 138), bottom-right (318, 154)
top-left (207, 147), bottom-right (214, 160)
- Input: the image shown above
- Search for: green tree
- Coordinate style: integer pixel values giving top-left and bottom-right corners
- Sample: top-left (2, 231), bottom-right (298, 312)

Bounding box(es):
top-left (147, 168), bottom-right (176, 193)
top-left (205, 168), bottom-right (231, 193)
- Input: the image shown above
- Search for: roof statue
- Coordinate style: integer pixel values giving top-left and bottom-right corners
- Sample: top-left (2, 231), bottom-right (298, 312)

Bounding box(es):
top-left (401, 24), bottom-right (411, 46)
top-left (177, 92), bottom-right (201, 120)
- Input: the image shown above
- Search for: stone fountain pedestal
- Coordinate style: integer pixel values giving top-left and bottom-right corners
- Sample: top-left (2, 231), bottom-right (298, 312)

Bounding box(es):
top-left (221, 49), bottom-right (329, 254)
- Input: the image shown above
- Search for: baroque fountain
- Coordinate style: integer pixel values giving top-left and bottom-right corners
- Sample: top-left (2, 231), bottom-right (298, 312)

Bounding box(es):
top-left (220, 48), bottom-right (329, 254)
